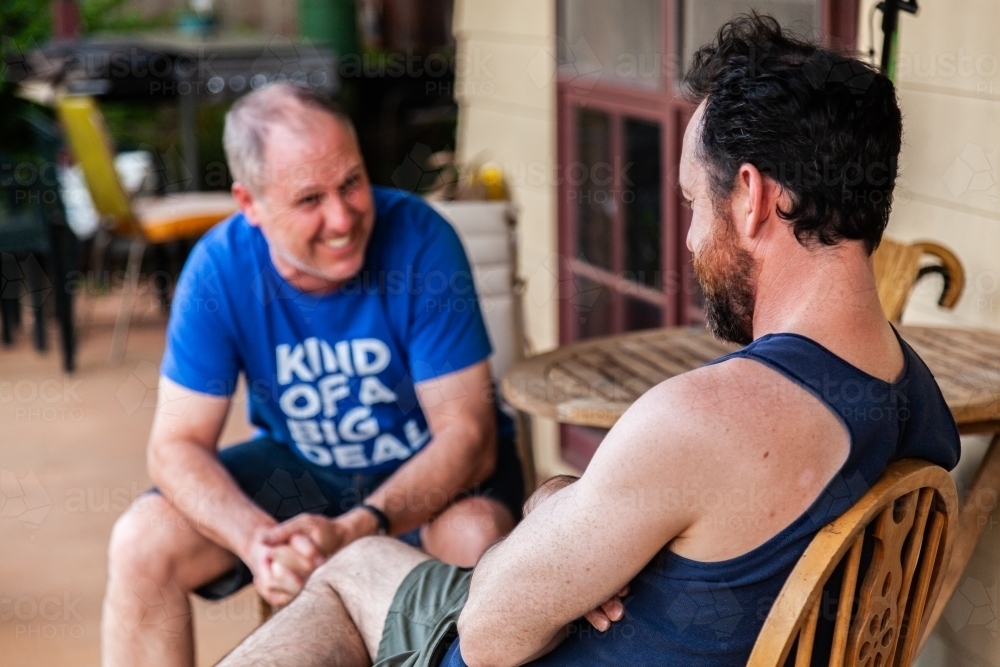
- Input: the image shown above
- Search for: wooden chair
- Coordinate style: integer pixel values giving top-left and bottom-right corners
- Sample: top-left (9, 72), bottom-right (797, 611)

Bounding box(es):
top-left (873, 238), bottom-right (965, 322)
top-left (430, 200), bottom-right (537, 494)
top-left (55, 94), bottom-right (236, 362)
top-left (925, 432), bottom-right (1000, 644)
top-left (748, 459), bottom-right (958, 667)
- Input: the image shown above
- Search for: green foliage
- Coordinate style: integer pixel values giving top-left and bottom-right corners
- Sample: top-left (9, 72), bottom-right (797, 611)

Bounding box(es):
top-left (1, 0), bottom-right (52, 99)
top-left (0, 0), bottom-right (52, 154)
top-left (80, 0), bottom-right (175, 33)
top-left (101, 100), bottom-right (181, 152)
top-left (99, 99), bottom-right (235, 192)
top-left (0, 0), bottom-right (175, 155)
top-left (196, 101), bottom-right (233, 190)
top-left (0, 0), bottom-right (53, 46)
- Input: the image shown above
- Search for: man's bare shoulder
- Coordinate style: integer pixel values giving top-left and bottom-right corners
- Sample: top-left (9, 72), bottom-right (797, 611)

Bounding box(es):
top-left (608, 356), bottom-right (811, 448)
top-left (585, 358), bottom-right (759, 476)
top-left (585, 355), bottom-right (848, 560)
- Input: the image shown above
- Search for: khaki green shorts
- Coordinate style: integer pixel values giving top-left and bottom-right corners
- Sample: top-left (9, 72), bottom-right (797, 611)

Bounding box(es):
top-left (374, 559), bottom-right (474, 667)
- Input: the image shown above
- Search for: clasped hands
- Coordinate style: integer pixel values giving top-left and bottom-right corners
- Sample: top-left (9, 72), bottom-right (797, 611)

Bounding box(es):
top-left (243, 477), bottom-right (633, 628)
top-left (244, 512), bottom-right (369, 607)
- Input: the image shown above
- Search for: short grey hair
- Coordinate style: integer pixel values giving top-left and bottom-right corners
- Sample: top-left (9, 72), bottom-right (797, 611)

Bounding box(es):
top-left (223, 82), bottom-right (356, 194)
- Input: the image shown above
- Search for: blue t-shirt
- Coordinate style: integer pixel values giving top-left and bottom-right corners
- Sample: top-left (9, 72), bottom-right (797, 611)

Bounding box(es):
top-left (161, 186), bottom-right (494, 474)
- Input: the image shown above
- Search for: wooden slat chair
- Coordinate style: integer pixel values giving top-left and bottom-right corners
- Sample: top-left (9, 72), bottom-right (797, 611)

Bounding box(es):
top-left (748, 459), bottom-right (958, 667)
top-left (873, 238), bottom-right (965, 322)
top-left (925, 432), bottom-right (1000, 643)
top-left (430, 200), bottom-right (537, 494)
top-left (55, 94), bottom-right (236, 362)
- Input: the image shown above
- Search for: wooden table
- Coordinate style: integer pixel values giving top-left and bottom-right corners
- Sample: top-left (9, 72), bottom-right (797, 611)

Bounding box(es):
top-left (502, 324), bottom-right (1000, 638)
top-left (502, 325), bottom-right (1000, 435)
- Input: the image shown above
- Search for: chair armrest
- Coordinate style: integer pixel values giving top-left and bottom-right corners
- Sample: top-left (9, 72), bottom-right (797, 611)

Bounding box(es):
top-left (913, 241), bottom-right (965, 310)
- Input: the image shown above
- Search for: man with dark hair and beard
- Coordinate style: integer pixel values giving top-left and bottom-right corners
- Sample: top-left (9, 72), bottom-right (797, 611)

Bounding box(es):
top-left (217, 14), bottom-right (960, 667)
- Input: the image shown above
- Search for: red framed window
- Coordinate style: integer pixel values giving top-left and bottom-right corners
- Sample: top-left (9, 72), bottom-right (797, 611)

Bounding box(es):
top-left (555, 0), bottom-right (859, 469)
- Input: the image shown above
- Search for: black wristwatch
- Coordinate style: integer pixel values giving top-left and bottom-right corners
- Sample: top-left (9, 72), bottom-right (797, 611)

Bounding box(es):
top-left (360, 503), bottom-right (390, 535)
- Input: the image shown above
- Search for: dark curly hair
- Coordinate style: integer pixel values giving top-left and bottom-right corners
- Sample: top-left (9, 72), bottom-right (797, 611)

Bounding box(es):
top-left (682, 14), bottom-right (902, 254)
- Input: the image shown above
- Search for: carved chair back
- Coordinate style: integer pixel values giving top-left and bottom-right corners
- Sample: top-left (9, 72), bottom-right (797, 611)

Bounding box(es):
top-left (748, 459), bottom-right (958, 667)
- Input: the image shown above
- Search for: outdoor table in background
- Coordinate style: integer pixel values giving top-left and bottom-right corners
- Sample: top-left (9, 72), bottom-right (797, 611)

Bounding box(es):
top-left (502, 325), bottom-right (1000, 434)
top-left (11, 33), bottom-right (339, 189)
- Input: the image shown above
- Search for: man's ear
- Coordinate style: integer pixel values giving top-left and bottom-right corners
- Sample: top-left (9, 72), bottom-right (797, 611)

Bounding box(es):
top-left (232, 181), bottom-right (263, 227)
top-left (737, 163), bottom-right (772, 241)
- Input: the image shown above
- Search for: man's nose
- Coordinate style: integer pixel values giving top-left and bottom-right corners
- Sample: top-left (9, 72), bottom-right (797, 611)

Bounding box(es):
top-left (321, 194), bottom-right (354, 235)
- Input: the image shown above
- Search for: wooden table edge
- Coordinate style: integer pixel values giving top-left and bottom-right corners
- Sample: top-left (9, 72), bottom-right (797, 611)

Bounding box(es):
top-left (502, 325), bottom-right (1000, 433)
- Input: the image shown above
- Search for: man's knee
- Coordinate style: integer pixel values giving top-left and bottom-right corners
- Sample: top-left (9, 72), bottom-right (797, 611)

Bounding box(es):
top-left (107, 494), bottom-right (184, 582)
top-left (453, 496), bottom-right (514, 538)
top-left (422, 497), bottom-right (514, 566)
top-left (309, 536), bottom-right (399, 591)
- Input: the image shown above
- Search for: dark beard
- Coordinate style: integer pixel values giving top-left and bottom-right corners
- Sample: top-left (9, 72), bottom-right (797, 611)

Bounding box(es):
top-left (692, 221), bottom-right (757, 346)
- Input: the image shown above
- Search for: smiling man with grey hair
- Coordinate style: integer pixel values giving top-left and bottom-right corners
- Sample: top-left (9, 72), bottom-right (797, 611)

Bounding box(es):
top-left (101, 82), bottom-right (524, 667)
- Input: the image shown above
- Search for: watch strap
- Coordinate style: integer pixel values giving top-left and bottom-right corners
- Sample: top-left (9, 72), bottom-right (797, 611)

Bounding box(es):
top-left (360, 503), bottom-right (390, 535)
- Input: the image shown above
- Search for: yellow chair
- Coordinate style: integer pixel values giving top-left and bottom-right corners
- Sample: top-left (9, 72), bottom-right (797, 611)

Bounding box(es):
top-left (56, 95), bottom-right (236, 362)
top-left (873, 238), bottom-right (965, 322)
top-left (748, 460), bottom-right (958, 667)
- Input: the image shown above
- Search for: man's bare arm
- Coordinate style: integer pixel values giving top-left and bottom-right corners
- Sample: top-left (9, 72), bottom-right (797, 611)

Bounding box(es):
top-left (457, 380), bottom-right (705, 667)
top-left (264, 360), bottom-right (498, 547)
top-left (147, 377), bottom-right (272, 553)
top-left (355, 360), bottom-right (497, 534)
top-left (147, 377), bottom-right (309, 603)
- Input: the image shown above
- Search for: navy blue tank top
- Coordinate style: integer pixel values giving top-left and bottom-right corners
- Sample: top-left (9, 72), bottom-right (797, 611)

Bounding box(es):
top-left (443, 329), bottom-right (959, 667)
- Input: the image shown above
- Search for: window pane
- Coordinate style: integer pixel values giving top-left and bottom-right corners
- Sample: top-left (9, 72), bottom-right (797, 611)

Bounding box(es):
top-left (561, 424), bottom-right (607, 471)
top-left (574, 277), bottom-right (613, 340)
top-left (623, 119), bottom-right (662, 290)
top-left (625, 297), bottom-right (663, 331)
top-left (558, 0), bottom-right (662, 90)
top-left (678, 0), bottom-right (820, 75)
top-left (575, 110), bottom-right (612, 270)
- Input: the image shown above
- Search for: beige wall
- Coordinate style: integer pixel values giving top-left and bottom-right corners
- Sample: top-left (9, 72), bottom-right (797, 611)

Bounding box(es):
top-left (860, 0), bottom-right (1000, 331)
top-left (452, 0), bottom-right (574, 478)
top-left (453, 0), bottom-right (1000, 488)
top-left (858, 2), bottom-right (1000, 665)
